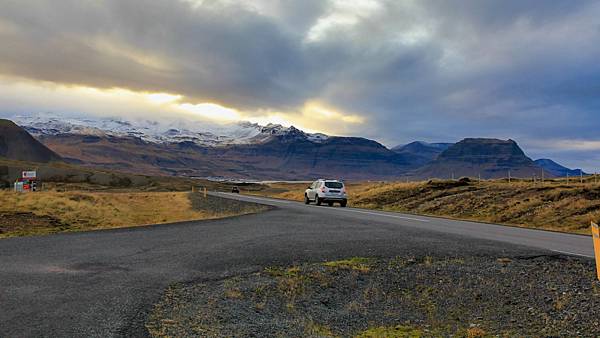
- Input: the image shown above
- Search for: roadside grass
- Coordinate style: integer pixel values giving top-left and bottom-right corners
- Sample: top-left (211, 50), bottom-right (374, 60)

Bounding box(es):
top-left (0, 190), bottom-right (266, 238)
top-left (355, 325), bottom-right (425, 338)
top-left (247, 179), bottom-right (600, 234)
top-left (323, 257), bottom-right (374, 273)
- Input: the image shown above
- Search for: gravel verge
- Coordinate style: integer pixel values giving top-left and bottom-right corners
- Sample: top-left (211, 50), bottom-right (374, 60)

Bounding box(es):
top-left (146, 254), bottom-right (600, 337)
top-left (188, 193), bottom-right (272, 216)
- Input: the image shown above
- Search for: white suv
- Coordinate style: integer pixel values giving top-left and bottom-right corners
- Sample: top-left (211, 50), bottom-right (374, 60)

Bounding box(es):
top-left (305, 179), bottom-right (347, 207)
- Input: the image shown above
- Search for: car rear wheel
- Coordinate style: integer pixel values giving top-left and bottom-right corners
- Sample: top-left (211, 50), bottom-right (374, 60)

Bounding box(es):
top-left (315, 196), bottom-right (322, 206)
top-left (340, 200), bottom-right (347, 207)
top-left (304, 194), bottom-right (310, 204)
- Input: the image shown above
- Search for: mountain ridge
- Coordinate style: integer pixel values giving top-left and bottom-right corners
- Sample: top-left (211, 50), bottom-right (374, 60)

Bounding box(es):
top-left (34, 127), bottom-right (419, 180)
top-left (534, 159), bottom-right (586, 177)
top-left (4, 115), bottom-right (582, 180)
top-left (12, 115), bottom-right (330, 147)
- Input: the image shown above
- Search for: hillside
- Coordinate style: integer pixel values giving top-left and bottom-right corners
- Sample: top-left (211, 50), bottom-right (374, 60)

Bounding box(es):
top-left (392, 141), bottom-right (453, 166)
top-left (0, 119), bottom-right (62, 163)
top-left (534, 159), bottom-right (585, 177)
top-left (412, 138), bottom-right (545, 179)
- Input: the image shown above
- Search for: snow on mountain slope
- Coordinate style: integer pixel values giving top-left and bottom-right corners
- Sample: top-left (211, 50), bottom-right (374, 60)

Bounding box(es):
top-left (11, 114), bottom-right (329, 146)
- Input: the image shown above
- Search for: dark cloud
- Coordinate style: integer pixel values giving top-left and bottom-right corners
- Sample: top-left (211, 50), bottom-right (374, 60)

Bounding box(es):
top-left (0, 0), bottom-right (599, 170)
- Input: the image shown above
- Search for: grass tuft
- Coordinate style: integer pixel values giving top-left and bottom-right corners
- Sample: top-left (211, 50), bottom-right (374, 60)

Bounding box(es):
top-left (355, 325), bottom-right (423, 338)
top-left (323, 257), bottom-right (373, 273)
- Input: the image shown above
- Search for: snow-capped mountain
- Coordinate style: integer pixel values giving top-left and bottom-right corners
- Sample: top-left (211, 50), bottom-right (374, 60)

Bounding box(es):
top-left (6, 113), bottom-right (418, 180)
top-left (10, 114), bottom-right (329, 146)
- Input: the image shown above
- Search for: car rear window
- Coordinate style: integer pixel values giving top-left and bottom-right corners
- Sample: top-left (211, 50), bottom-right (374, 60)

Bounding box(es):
top-left (324, 182), bottom-right (343, 189)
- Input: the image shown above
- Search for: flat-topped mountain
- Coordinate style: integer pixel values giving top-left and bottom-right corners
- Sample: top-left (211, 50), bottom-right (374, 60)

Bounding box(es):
top-left (0, 119), bottom-right (62, 163)
top-left (412, 138), bottom-right (546, 179)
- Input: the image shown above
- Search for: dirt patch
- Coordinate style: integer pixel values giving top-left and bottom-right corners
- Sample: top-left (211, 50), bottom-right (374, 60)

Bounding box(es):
top-left (0, 212), bottom-right (70, 237)
top-left (147, 255), bottom-right (600, 337)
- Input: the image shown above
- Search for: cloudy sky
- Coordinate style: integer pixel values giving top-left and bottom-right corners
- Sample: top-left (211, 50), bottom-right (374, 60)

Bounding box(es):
top-left (0, 0), bottom-right (599, 171)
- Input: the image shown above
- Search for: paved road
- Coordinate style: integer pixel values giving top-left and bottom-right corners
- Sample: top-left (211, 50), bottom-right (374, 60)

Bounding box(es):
top-left (0, 193), bottom-right (594, 337)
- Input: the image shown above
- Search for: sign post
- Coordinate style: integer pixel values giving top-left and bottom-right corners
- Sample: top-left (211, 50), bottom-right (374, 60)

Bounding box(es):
top-left (591, 222), bottom-right (600, 281)
top-left (15, 170), bottom-right (39, 193)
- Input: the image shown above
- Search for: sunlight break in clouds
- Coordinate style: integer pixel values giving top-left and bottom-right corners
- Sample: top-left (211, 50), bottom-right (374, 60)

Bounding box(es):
top-left (178, 103), bottom-right (241, 121)
top-left (0, 76), bottom-right (363, 132)
top-left (146, 93), bottom-right (183, 105)
top-left (302, 101), bottom-right (364, 124)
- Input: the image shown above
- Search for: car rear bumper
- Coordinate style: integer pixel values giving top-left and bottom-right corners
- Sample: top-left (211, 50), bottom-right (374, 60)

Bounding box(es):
top-left (319, 196), bottom-right (347, 202)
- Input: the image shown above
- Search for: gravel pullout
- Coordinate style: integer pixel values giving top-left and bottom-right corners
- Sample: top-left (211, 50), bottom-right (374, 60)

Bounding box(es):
top-left (147, 254), bottom-right (600, 337)
top-left (188, 192), bottom-right (271, 216)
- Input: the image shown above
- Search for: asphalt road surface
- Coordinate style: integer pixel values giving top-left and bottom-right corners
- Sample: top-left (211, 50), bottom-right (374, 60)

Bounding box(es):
top-left (0, 192), bottom-right (594, 337)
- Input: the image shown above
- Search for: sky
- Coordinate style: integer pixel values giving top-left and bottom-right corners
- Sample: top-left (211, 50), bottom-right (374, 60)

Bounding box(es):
top-left (0, 0), bottom-right (599, 171)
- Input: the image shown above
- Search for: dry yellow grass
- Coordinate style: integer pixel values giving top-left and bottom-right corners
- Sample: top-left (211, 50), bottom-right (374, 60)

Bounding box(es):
top-left (0, 190), bottom-right (230, 238)
top-left (248, 179), bottom-right (600, 234)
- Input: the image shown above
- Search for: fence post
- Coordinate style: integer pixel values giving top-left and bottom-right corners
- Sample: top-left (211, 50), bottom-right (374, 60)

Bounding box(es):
top-left (541, 168), bottom-right (545, 184)
top-left (591, 222), bottom-right (600, 281)
top-left (204, 187), bottom-right (207, 198)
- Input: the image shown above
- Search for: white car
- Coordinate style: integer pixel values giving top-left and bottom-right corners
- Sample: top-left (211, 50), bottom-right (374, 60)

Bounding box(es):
top-left (304, 179), bottom-right (347, 207)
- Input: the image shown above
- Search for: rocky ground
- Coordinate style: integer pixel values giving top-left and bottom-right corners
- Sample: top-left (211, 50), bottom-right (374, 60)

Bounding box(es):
top-left (146, 254), bottom-right (600, 337)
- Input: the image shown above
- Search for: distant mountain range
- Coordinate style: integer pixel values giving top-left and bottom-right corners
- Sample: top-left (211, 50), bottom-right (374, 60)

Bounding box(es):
top-left (0, 115), bottom-right (585, 180)
top-left (8, 116), bottom-right (417, 179)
